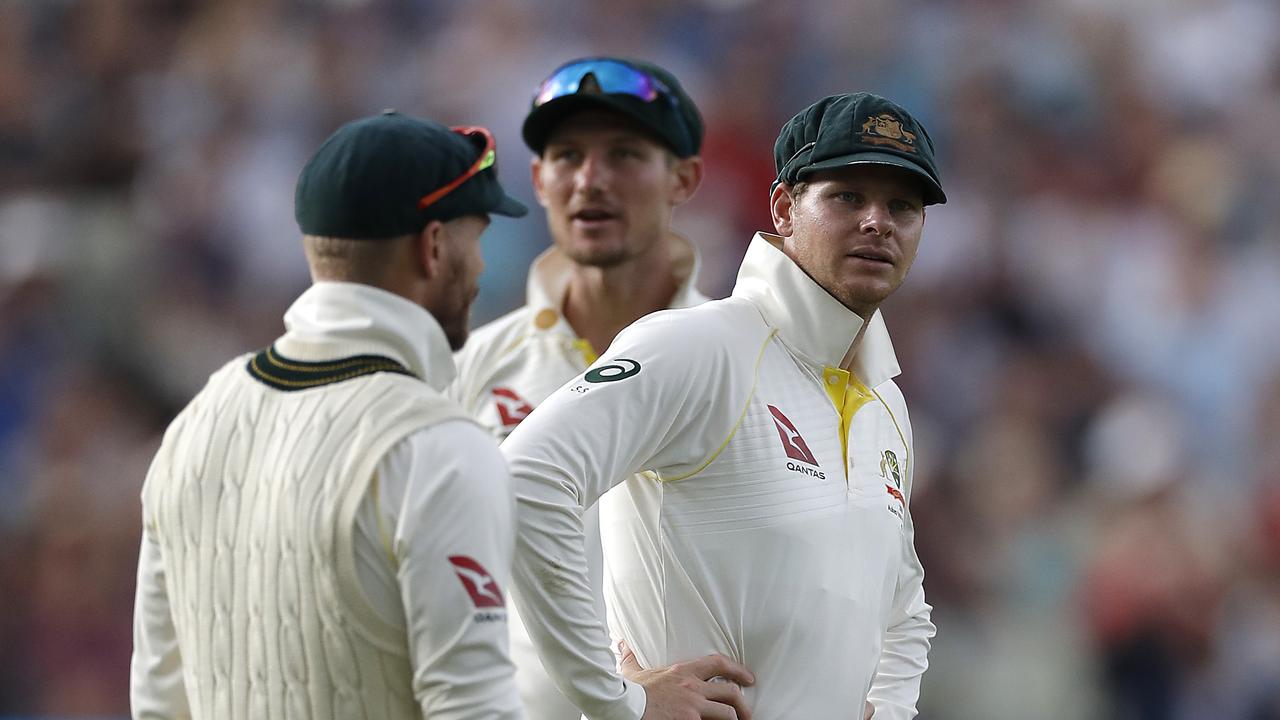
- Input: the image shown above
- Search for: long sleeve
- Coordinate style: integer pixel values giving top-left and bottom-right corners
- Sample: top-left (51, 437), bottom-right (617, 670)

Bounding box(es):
top-left (866, 441), bottom-right (935, 720)
top-left (500, 312), bottom-right (736, 720)
top-left (130, 514), bottom-right (191, 720)
top-left (376, 419), bottom-right (524, 719)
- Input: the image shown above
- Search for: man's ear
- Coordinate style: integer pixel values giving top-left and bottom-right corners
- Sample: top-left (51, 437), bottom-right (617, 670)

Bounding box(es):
top-left (415, 220), bottom-right (447, 281)
top-left (530, 155), bottom-right (551, 208)
top-left (668, 156), bottom-right (704, 206)
top-left (770, 183), bottom-right (796, 237)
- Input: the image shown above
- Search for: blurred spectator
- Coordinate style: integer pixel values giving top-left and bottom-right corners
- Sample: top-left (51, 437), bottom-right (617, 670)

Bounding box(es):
top-left (1080, 395), bottom-right (1229, 720)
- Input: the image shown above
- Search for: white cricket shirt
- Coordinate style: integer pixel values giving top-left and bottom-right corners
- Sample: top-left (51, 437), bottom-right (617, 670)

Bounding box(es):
top-left (449, 235), bottom-right (706, 720)
top-left (502, 233), bottom-right (934, 720)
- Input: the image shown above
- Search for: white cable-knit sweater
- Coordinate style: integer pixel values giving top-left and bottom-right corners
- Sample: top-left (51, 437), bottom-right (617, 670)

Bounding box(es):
top-left (131, 282), bottom-right (523, 720)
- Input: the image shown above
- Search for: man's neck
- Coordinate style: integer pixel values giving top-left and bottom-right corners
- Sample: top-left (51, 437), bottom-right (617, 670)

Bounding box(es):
top-left (562, 238), bottom-right (680, 356)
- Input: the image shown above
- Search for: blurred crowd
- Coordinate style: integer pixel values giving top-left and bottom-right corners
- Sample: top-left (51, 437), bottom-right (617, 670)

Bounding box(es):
top-left (1, 0), bottom-right (1278, 718)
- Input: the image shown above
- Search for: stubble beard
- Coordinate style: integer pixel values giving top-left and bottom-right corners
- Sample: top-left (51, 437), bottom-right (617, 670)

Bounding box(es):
top-left (563, 242), bottom-right (632, 269)
top-left (441, 294), bottom-right (473, 351)
top-left (434, 255), bottom-right (478, 351)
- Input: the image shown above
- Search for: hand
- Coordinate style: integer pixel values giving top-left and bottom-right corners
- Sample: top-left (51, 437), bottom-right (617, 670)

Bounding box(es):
top-left (864, 701), bottom-right (874, 719)
top-left (619, 641), bottom-right (755, 720)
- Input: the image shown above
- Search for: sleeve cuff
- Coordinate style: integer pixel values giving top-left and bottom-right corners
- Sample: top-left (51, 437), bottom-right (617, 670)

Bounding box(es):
top-left (582, 679), bottom-right (646, 720)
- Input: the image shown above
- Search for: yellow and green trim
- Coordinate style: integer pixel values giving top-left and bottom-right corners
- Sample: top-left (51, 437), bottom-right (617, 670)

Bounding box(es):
top-left (246, 345), bottom-right (414, 391)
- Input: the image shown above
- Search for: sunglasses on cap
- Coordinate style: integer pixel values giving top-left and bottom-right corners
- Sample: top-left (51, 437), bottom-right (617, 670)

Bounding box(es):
top-left (417, 126), bottom-right (497, 211)
top-left (533, 58), bottom-right (678, 108)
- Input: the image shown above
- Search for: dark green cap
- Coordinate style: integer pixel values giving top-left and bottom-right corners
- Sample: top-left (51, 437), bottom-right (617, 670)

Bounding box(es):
top-left (522, 57), bottom-right (704, 158)
top-left (774, 93), bottom-right (946, 205)
top-left (295, 110), bottom-right (527, 239)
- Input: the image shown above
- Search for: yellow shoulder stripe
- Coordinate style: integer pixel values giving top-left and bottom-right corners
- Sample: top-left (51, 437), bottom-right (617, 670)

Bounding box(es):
top-left (661, 330), bottom-right (777, 483)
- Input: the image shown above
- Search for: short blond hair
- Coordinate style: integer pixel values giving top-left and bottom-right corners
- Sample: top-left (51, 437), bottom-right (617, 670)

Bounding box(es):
top-left (303, 234), bottom-right (410, 284)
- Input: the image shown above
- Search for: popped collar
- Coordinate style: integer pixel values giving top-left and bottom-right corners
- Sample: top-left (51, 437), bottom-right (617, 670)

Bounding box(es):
top-left (732, 232), bottom-right (901, 388)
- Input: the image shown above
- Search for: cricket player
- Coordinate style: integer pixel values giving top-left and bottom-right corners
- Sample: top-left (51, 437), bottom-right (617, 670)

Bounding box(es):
top-left (504, 93), bottom-right (944, 719)
top-left (130, 111), bottom-right (529, 719)
top-left (448, 56), bottom-right (711, 720)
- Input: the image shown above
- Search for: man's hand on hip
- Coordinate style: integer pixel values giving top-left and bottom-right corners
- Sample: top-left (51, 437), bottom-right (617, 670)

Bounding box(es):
top-left (619, 641), bottom-right (755, 720)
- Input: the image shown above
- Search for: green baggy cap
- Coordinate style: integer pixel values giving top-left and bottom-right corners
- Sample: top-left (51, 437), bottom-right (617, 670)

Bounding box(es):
top-left (774, 92), bottom-right (945, 205)
top-left (296, 110), bottom-right (527, 239)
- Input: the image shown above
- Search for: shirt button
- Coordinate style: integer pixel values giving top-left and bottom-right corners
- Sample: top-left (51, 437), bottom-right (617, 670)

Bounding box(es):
top-left (534, 308), bottom-right (558, 329)
top-left (827, 374), bottom-right (840, 385)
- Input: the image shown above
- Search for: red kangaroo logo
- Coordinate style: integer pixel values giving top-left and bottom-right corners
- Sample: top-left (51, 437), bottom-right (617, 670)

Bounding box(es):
top-left (448, 555), bottom-right (505, 608)
top-left (492, 387), bottom-right (534, 427)
top-left (767, 405), bottom-right (819, 466)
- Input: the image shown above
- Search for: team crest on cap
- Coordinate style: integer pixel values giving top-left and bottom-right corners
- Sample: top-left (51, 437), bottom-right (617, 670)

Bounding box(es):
top-left (859, 114), bottom-right (917, 154)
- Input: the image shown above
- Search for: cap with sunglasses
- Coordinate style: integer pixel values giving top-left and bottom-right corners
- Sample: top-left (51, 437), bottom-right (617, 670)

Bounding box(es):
top-left (522, 57), bottom-right (704, 158)
top-left (773, 93), bottom-right (946, 205)
top-left (295, 110), bottom-right (527, 240)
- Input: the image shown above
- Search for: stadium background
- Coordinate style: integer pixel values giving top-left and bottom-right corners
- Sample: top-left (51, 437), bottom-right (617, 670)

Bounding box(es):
top-left (1, 1), bottom-right (1279, 718)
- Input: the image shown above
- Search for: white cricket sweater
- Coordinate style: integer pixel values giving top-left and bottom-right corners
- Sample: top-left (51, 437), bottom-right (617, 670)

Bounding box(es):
top-left (131, 282), bottom-right (522, 720)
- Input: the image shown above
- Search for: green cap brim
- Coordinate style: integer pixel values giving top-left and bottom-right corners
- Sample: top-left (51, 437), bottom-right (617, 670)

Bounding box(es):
top-left (491, 192), bottom-right (528, 218)
top-left (800, 151), bottom-right (947, 205)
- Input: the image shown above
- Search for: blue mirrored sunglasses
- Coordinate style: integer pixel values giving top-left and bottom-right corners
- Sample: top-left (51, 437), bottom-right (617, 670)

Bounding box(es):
top-left (533, 58), bottom-right (676, 107)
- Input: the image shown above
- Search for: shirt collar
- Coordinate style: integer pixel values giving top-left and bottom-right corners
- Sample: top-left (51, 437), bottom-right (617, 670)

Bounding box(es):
top-left (731, 232), bottom-right (901, 387)
top-left (274, 281), bottom-right (457, 391)
top-left (524, 231), bottom-right (706, 333)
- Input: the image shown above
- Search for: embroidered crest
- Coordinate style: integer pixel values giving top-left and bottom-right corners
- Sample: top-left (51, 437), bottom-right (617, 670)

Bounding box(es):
top-left (879, 449), bottom-right (902, 489)
top-left (859, 114), bottom-right (917, 154)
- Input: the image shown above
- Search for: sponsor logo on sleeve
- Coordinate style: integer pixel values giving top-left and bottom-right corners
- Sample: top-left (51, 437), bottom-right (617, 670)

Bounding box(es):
top-left (492, 387), bottom-right (534, 428)
top-left (584, 358), bottom-right (641, 383)
top-left (448, 555), bottom-right (505, 609)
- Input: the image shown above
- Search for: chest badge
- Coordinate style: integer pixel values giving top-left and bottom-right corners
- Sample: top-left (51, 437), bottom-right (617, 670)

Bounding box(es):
top-left (880, 449), bottom-right (906, 516)
top-left (768, 405), bottom-right (826, 480)
top-left (492, 387), bottom-right (535, 428)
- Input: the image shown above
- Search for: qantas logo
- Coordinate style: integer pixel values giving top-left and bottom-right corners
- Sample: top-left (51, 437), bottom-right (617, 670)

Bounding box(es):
top-left (492, 387), bottom-right (534, 427)
top-left (448, 555), bottom-right (505, 608)
top-left (768, 405), bottom-right (818, 464)
top-left (768, 405), bottom-right (825, 479)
